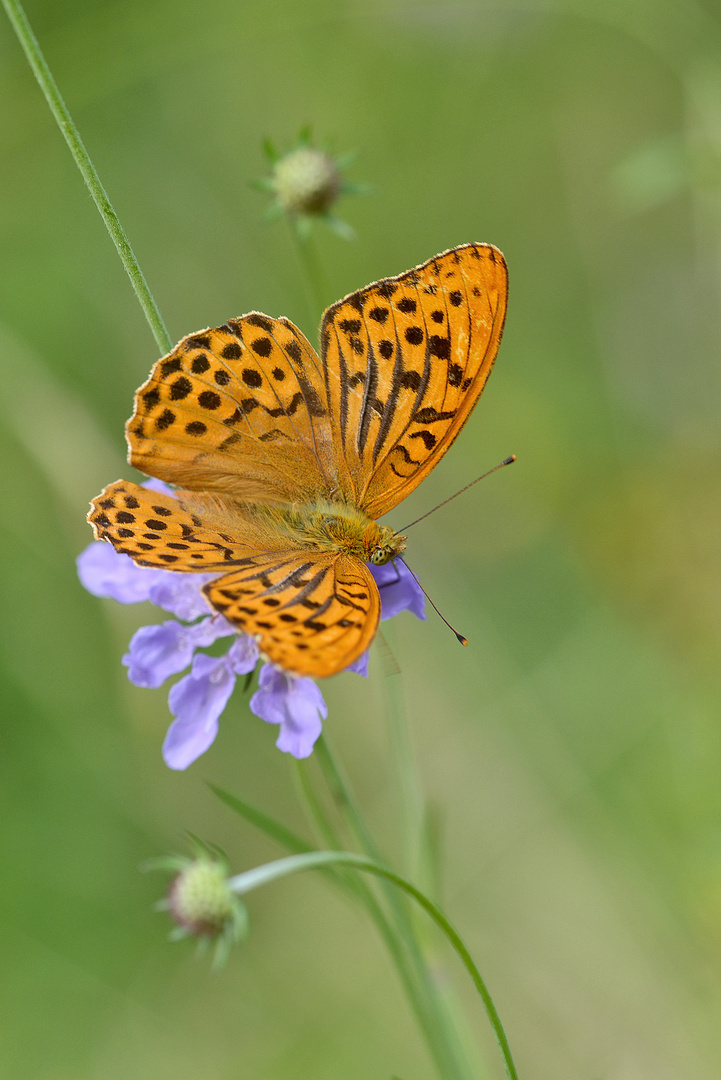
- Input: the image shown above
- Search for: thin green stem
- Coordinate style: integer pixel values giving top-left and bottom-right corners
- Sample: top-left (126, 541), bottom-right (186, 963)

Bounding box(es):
top-left (373, 635), bottom-right (485, 1078)
top-left (289, 220), bottom-right (329, 326)
top-left (316, 733), bottom-right (476, 1080)
top-left (315, 734), bottom-right (384, 859)
top-left (229, 851), bottom-right (520, 1080)
top-left (376, 629), bottom-right (425, 882)
top-left (2, 0), bottom-right (172, 355)
top-left (292, 758), bottom-right (454, 1078)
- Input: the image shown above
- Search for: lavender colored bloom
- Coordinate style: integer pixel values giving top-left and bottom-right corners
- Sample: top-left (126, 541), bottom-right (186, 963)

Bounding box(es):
top-left (345, 651), bottom-right (369, 677)
top-left (77, 542), bottom-right (163, 605)
top-left (123, 616), bottom-right (235, 689)
top-left (371, 559), bottom-right (426, 622)
top-left (78, 499), bottom-right (426, 765)
top-left (250, 665), bottom-right (327, 758)
top-left (343, 560), bottom-right (426, 679)
top-left (164, 639), bottom-right (258, 770)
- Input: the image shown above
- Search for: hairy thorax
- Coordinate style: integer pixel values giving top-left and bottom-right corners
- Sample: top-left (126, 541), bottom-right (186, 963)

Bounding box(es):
top-left (263, 499), bottom-right (407, 565)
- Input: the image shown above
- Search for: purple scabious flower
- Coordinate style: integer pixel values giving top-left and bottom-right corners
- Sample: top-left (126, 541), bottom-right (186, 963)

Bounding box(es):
top-left (250, 666), bottom-right (328, 759)
top-left (78, 488), bottom-right (425, 768)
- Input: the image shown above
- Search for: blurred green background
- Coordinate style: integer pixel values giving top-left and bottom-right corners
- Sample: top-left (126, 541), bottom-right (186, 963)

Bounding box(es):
top-left (2, 1), bottom-right (721, 1077)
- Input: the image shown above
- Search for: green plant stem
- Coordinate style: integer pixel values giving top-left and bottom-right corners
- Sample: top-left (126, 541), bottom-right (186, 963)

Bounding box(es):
top-left (291, 758), bottom-right (457, 1079)
top-left (229, 850), bottom-right (520, 1080)
top-left (289, 220), bottom-right (329, 326)
top-left (373, 635), bottom-right (483, 1078)
top-left (315, 733), bottom-right (475, 1080)
top-left (377, 629), bottom-right (426, 880)
top-left (2, 0), bottom-right (172, 355)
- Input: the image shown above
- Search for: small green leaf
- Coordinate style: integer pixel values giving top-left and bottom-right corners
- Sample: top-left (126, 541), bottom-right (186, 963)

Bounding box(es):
top-left (297, 123), bottom-right (313, 146)
top-left (325, 214), bottom-right (356, 242)
top-left (208, 783), bottom-right (315, 854)
top-left (262, 137), bottom-right (279, 163)
top-left (263, 202), bottom-right (284, 224)
top-left (140, 855), bottom-right (188, 874)
top-left (250, 177), bottom-right (275, 192)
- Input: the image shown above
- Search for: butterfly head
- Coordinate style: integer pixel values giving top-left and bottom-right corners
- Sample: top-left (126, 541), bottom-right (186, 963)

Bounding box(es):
top-left (366, 524), bottom-right (407, 566)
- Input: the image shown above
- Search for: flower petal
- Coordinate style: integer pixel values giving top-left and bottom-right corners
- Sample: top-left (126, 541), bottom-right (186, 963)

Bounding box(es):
top-left (250, 665), bottom-right (327, 759)
top-left (371, 560), bottom-right (426, 622)
top-left (76, 541), bottom-right (164, 604)
top-left (141, 478), bottom-right (176, 497)
top-left (345, 650), bottom-right (369, 677)
top-left (147, 573), bottom-right (217, 621)
top-left (226, 635), bottom-right (260, 675)
top-left (163, 654), bottom-right (237, 770)
top-left (122, 617), bottom-right (228, 688)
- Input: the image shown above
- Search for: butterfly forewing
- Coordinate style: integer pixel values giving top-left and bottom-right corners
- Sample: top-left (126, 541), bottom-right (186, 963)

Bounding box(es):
top-left (204, 554), bottom-right (380, 677)
top-left (321, 244), bottom-right (507, 519)
top-left (127, 316), bottom-right (338, 505)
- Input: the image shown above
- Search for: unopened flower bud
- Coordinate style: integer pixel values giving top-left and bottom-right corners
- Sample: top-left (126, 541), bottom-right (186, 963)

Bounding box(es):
top-left (272, 147), bottom-right (341, 215)
top-left (167, 858), bottom-right (239, 939)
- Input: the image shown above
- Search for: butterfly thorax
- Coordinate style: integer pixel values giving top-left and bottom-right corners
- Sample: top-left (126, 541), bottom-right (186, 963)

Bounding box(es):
top-left (257, 499), bottom-right (406, 566)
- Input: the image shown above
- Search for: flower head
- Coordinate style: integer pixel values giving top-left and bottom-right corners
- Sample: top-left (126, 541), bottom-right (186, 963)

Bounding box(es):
top-left (79, 480), bottom-right (425, 769)
top-left (168, 857), bottom-right (240, 937)
top-left (148, 847), bottom-right (248, 968)
top-left (273, 147), bottom-right (341, 216)
top-left (256, 127), bottom-right (367, 241)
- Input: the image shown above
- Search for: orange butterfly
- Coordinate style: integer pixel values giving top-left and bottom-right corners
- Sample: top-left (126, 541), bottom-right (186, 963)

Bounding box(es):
top-left (88, 244), bottom-right (508, 677)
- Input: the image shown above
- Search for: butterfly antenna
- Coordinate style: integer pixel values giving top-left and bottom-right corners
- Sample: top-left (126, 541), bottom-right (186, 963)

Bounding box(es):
top-left (399, 558), bottom-right (468, 647)
top-left (399, 455), bottom-right (516, 531)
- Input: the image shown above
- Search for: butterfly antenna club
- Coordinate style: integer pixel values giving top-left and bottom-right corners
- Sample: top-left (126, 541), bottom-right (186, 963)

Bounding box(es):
top-left (399, 455), bottom-right (516, 532)
top-left (398, 558), bottom-right (468, 647)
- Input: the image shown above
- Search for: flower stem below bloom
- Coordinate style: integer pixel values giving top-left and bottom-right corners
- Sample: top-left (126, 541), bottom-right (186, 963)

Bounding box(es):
top-left (229, 851), bottom-right (520, 1080)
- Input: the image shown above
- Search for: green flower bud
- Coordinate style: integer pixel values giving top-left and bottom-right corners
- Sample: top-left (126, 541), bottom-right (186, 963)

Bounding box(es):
top-left (256, 130), bottom-right (366, 240)
top-left (167, 858), bottom-right (240, 939)
top-left (272, 147), bottom-right (341, 215)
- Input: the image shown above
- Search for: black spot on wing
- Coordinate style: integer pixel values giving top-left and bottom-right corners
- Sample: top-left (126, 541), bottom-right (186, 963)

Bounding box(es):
top-left (409, 429), bottom-right (437, 451)
top-left (245, 314), bottom-right (274, 333)
top-left (251, 337), bottom-right (272, 357)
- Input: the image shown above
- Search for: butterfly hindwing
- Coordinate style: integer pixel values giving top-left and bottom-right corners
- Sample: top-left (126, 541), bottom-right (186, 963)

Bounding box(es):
top-left (127, 316), bottom-right (337, 505)
top-left (203, 553), bottom-right (380, 677)
top-left (321, 243), bottom-right (507, 518)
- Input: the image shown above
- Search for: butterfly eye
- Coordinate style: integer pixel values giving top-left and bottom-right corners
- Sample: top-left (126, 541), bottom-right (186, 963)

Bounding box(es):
top-left (370, 547), bottom-right (390, 566)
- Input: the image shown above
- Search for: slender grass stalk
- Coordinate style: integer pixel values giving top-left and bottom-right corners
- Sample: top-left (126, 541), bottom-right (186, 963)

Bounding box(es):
top-left (376, 628), bottom-right (426, 880)
top-left (291, 758), bottom-right (457, 1079)
top-left (288, 220), bottom-right (330, 326)
top-left (2, 0), bottom-right (172, 355)
top-left (316, 732), bottom-right (477, 1080)
top-left (229, 850), bottom-right (520, 1080)
top-left (374, 634), bottom-right (485, 1078)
